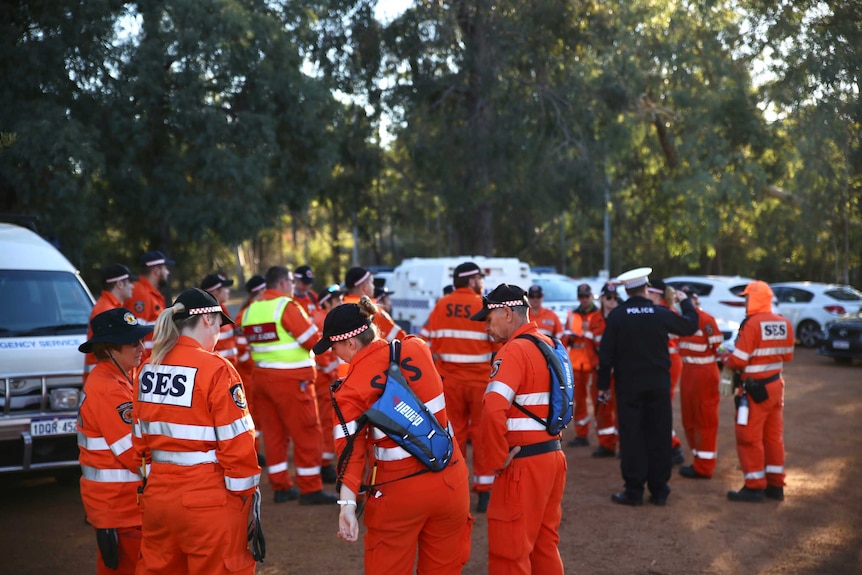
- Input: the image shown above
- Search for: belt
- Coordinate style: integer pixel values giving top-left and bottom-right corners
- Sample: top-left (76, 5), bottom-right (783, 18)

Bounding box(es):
top-left (512, 439), bottom-right (562, 459)
top-left (752, 373), bottom-right (781, 385)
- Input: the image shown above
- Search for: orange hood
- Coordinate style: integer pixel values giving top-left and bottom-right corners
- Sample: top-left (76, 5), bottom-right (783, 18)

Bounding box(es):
top-left (742, 281), bottom-right (773, 315)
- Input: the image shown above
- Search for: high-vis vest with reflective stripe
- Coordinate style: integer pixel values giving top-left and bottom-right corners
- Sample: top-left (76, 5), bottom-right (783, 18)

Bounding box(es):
top-left (242, 297), bottom-right (313, 369)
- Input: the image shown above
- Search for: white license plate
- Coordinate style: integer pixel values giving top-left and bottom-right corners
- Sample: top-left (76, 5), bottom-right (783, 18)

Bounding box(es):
top-left (833, 340), bottom-right (850, 350)
top-left (30, 417), bottom-right (77, 437)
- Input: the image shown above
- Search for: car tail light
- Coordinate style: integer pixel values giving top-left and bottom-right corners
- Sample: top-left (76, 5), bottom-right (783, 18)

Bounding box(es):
top-left (719, 300), bottom-right (746, 307)
top-left (824, 305), bottom-right (846, 315)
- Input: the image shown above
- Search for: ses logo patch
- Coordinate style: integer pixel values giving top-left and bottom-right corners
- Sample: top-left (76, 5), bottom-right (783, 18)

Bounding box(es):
top-left (138, 365), bottom-right (198, 407)
top-left (760, 321), bottom-right (788, 340)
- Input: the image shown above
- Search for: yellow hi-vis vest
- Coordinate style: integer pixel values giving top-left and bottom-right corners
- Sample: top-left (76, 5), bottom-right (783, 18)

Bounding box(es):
top-left (241, 297), bottom-right (313, 369)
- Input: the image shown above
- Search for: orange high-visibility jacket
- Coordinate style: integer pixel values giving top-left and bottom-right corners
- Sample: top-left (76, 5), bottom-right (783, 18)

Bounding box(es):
top-left (343, 294), bottom-right (405, 342)
top-left (530, 306), bottom-right (563, 339)
top-left (213, 303), bottom-right (239, 365)
top-left (124, 278), bottom-right (165, 351)
top-left (565, 306), bottom-right (599, 371)
top-left (678, 308), bottom-right (724, 364)
top-left (78, 361), bottom-right (143, 528)
top-left (426, 288), bottom-right (494, 385)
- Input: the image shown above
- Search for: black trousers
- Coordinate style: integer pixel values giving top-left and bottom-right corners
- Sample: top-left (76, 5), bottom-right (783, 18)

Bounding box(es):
top-left (616, 386), bottom-right (672, 499)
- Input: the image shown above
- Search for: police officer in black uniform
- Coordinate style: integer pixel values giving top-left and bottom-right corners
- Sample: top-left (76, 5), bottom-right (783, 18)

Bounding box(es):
top-left (597, 267), bottom-right (698, 506)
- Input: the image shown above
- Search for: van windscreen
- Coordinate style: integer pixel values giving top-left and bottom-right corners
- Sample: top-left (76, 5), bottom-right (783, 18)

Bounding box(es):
top-left (0, 270), bottom-right (92, 337)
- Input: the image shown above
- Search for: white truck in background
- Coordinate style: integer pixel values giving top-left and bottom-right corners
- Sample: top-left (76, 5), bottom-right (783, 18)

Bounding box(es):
top-left (386, 256), bottom-right (531, 333)
top-left (0, 223), bottom-right (95, 478)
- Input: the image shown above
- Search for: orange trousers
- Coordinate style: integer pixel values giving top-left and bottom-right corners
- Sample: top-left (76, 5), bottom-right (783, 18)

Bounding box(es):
top-left (572, 369), bottom-right (593, 439)
top-left (95, 525), bottom-right (140, 575)
top-left (443, 379), bottom-right (494, 491)
top-left (670, 354), bottom-right (682, 449)
top-left (314, 369), bottom-right (336, 466)
top-left (137, 464), bottom-right (255, 575)
top-left (736, 380), bottom-right (786, 490)
top-left (253, 367), bottom-right (323, 494)
top-left (363, 455), bottom-right (473, 574)
top-left (487, 450), bottom-right (566, 575)
top-left (591, 376), bottom-right (617, 451)
top-left (680, 362), bottom-right (720, 477)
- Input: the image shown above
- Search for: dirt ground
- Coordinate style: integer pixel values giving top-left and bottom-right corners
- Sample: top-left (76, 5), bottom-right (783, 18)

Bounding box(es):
top-left (2, 348), bottom-right (860, 575)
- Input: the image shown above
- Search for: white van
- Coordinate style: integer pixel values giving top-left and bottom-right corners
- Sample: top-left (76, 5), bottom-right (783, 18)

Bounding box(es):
top-left (387, 256), bottom-right (531, 333)
top-left (0, 223), bottom-right (95, 475)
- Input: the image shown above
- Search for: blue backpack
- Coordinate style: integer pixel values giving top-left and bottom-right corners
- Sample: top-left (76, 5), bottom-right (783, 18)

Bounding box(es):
top-left (513, 334), bottom-right (575, 435)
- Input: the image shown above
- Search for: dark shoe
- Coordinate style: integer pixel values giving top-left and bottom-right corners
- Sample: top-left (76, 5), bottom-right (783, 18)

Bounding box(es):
top-left (568, 437), bottom-right (590, 447)
top-left (679, 465), bottom-right (710, 479)
top-left (476, 491), bottom-right (491, 513)
top-left (592, 446), bottom-right (616, 458)
top-left (671, 445), bottom-right (685, 466)
top-left (257, 453), bottom-right (266, 467)
top-left (298, 490), bottom-right (339, 505)
top-left (273, 486), bottom-right (300, 503)
top-left (765, 485), bottom-right (785, 501)
top-left (727, 486), bottom-right (765, 503)
top-left (321, 464), bottom-right (338, 484)
top-left (648, 495), bottom-right (667, 506)
top-left (611, 492), bottom-right (643, 506)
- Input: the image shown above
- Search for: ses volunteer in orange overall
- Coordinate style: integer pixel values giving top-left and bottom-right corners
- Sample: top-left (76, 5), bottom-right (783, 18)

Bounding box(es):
top-left (241, 266), bottom-right (336, 505)
top-left (84, 264), bottom-right (136, 382)
top-left (124, 251), bottom-right (174, 355)
top-left (292, 265), bottom-right (320, 315)
top-left (312, 284), bottom-right (346, 484)
top-left (343, 266), bottom-right (406, 343)
top-left (587, 282), bottom-right (622, 458)
top-left (426, 261), bottom-right (497, 511)
top-left (720, 281), bottom-right (794, 503)
top-left (201, 273), bottom-right (240, 366)
top-left (647, 279), bottom-right (686, 465)
top-left (321, 298), bottom-right (472, 575)
top-left (234, 275), bottom-right (268, 465)
top-left (526, 285), bottom-right (563, 339)
top-left (133, 288), bottom-right (261, 575)
top-left (563, 283), bottom-right (599, 446)
top-left (473, 284), bottom-right (567, 575)
top-left (676, 287), bottom-right (724, 479)
top-left (78, 308), bottom-right (151, 575)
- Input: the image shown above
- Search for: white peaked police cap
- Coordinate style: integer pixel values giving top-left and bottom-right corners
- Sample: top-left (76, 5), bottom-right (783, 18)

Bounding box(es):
top-left (615, 267), bottom-right (652, 289)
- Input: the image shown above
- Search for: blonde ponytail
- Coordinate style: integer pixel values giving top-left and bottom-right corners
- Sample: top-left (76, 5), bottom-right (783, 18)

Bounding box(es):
top-left (150, 304), bottom-right (184, 367)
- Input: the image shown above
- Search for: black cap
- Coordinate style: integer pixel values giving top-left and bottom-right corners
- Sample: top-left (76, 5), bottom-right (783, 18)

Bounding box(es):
top-left (245, 275), bottom-right (266, 294)
top-left (200, 273), bottom-right (234, 291)
top-left (294, 265), bottom-right (314, 285)
top-left (345, 267), bottom-right (372, 289)
top-left (102, 263), bottom-right (137, 284)
top-left (318, 284), bottom-right (344, 306)
top-left (374, 286), bottom-right (394, 300)
top-left (527, 285), bottom-right (543, 298)
top-left (172, 288), bottom-right (234, 325)
top-left (470, 283), bottom-right (529, 321)
top-left (79, 308), bottom-right (153, 353)
top-left (141, 250), bottom-right (175, 267)
top-left (577, 283), bottom-right (592, 297)
top-left (600, 282), bottom-right (619, 297)
top-left (312, 304), bottom-right (373, 355)
top-left (453, 262), bottom-right (484, 281)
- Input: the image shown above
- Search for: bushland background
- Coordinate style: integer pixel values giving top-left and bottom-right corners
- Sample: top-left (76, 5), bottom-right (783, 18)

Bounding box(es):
top-left (1, 1), bottom-right (859, 292)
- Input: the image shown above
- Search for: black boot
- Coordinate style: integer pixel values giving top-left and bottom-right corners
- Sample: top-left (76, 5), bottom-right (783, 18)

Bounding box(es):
top-left (765, 485), bottom-right (784, 501)
top-left (727, 486), bottom-right (765, 503)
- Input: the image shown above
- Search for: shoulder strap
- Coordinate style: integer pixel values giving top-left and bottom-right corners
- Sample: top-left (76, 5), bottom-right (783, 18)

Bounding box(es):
top-left (512, 334), bottom-right (553, 428)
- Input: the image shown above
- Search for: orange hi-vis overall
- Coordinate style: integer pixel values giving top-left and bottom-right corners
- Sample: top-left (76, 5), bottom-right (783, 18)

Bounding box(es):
top-left (589, 312), bottom-right (618, 451)
top-left (124, 277), bottom-right (164, 355)
top-left (678, 308), bottom-right (723, 477)
top-left (332, 337), bottom-right (472, 575)
top-left (481, 323), bottom-right (566, 575)
top-left (723, 312), bottom-right (794, 490)
top-left (133, 337), bottom-right (260, 575)
top-left (242, 289), bottom-right (323, 494)
top-left (565, 306), bottom-right (599, 440)
top-left (78, 361), bottom-right (143, 575)
top-left (426, 287), bottom-right (496, 492)
top-left (313, 307), bottom-right (340, 467)
top-left (530, 307), bottom-right (563, 339)
top-left (83, 291), bottom-right (124, 383)
top-left (213, 303), bottom-right (239, 366)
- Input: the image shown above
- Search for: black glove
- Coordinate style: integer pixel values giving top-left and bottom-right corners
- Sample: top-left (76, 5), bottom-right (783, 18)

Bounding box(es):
top-left (247, 487), bottom-right (266, 562)
top-left (96, 528), bottom-right (119, 569)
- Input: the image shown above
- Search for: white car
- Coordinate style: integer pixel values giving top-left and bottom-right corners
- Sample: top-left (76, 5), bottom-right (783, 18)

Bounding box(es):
top-left (769, 282), bottom-right (862, 348)
top-left (663, 275), bottom-right (756, 344)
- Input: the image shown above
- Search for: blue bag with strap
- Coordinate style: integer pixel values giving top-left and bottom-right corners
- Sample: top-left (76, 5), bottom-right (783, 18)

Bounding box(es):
top-left (513, 334), bottom-right (575, 435)
top-left (362, 340), bottom-right (453, 472)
